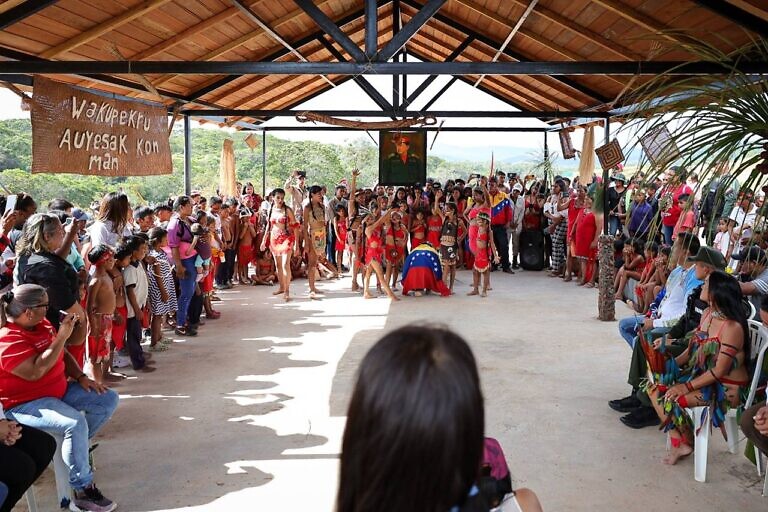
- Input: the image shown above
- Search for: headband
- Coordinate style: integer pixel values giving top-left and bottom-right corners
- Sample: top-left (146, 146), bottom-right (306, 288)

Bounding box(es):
top-left (92, 250), bottom-right (114, 266)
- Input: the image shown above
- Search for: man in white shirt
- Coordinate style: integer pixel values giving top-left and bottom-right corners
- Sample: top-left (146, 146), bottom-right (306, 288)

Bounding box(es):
top-left (508, 184), bottom-right (526, 269)
top-left (728, 190), bottom-right (757, 268)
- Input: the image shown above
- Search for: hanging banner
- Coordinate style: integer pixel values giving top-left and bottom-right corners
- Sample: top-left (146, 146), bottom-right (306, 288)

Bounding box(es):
top-left (30, 77), bottom-right (172, 176)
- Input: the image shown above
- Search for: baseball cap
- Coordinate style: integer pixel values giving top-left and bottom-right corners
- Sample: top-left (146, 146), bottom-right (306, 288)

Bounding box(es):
top-left (686, 246), bottom-right (726, 270)
top-left (731, 246), bottom-right (767, 263)
top-left (512, 184), bottom-right (523, 193)
top-left (71, 208), bottom-right (90, 222)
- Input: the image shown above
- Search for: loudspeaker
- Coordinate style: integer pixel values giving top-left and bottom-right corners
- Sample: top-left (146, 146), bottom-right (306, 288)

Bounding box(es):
top-left (520, 229), bottom-right (545, 271)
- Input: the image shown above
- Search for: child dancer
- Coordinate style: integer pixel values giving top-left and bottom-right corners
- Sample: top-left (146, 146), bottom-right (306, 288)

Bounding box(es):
top-left (386, 211), bottom-right (408, 291)
top-left (303, 185), bottom-right (339, 299)
top-left (362, 205), bottom-right (400, 301)
top-left (468, 212), bottom-right (499, 297)
top-left (632, 241), bottom-right (659, 313)
top-left (334, 204), bottom-right (348, 273)
top-left (347, 170), bottom-right (366, 291)
top-left (238, 210), bottom-right (257, 285)
top-left (410, 208), bottom-right (427, 250)
top-left (86, 244), bottom-right (116, 384)
top-left (426, 205), bottom-right (442, 248)
top-left (146, 227), bottom-right (177, 351)
top-left (434, 190), bottom-right (459, 293)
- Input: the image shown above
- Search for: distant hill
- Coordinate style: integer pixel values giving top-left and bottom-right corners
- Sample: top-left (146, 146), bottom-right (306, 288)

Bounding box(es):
top-left (0, 118), bottom-right (567, 207)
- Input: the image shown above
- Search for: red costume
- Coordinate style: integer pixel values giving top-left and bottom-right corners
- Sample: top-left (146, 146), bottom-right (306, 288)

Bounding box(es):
top-left (427, 215), bottom-right (442, 248)
top-left (365, 227), bottom-right (384, 265)
top-left (335, 219), bottom-right (347, 251)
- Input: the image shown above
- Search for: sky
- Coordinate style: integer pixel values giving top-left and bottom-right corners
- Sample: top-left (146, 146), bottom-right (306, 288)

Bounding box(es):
top-left (0, 72), bottom-right (636, 166)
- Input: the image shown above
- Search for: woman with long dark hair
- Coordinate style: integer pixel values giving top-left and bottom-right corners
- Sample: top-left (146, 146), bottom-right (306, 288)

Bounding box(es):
top-left (303, 185), bottom-right (339, 298)
top-left (260, 188), bottom-right (299, 302)
top-left (88, 192), bottom-right (131, 248)
top-left (649, 270), bottom-right (749, 465)
top-left (338, 325), bottom-right (540, 512)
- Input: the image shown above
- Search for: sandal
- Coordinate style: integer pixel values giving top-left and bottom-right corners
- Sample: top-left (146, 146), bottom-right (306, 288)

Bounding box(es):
top-left (149, 343), bottom-right (169, 352)
top-left (207, 310), bottom-right (221, 319)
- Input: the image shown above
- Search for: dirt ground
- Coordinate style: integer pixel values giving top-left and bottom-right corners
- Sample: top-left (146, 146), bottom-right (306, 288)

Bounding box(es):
top-left (17, 270), bottom-right (767, 511)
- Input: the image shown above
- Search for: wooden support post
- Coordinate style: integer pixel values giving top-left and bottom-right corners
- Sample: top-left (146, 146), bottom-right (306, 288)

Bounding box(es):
top-left (184, 115), bottom-right (192, 195)
top-left (261, 129), bottom-right (267, 198)
top-left (598, 120), bottom-right (614, 321)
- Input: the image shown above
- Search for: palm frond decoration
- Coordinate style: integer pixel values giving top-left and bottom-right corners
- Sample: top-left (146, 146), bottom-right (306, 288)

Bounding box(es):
top-left (620, 31), bottom-right (768, 197)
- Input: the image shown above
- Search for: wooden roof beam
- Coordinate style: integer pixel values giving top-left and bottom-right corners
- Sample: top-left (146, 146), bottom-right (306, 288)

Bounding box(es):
top-left (410, 29), bottom-right (584, 110)
top-left (399, 0), bottom-right (611, 103)
top-left (156, 1), bottom-right (365, 91)
top-left (407, 38), bottom-right (563, 111)
top-left (692, 0), bottom-right (768, 38)
top-left (231, 0), bottom-right (336, 88)
top-left (294, 0), bottom-right (367, 62)
top-left (39, 0), bottom-right (174, 59)
top-left (377, 0), bottom-right (447, 61)
top-left (402, 35), bottom-right (473, 108)
top-left (0, 0), bottom-right (59, 30)
top-left (453, 0), bottom-right (643, 61)
top-left (591, 0), bottom-right (688, 45)
top-left (182, 3), bottom-right (369, 101)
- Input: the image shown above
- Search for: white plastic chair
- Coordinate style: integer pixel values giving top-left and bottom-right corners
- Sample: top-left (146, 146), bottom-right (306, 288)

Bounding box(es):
top-left (682, 319), bottom-right (768, 482)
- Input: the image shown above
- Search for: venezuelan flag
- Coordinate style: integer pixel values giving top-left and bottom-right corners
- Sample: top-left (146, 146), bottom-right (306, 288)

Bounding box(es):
top-left (401, 243), bottom-right (450, 297)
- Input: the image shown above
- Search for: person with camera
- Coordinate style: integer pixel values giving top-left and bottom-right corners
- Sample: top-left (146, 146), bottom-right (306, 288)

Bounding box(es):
top-left (0, 284), bottom-right (119, 511)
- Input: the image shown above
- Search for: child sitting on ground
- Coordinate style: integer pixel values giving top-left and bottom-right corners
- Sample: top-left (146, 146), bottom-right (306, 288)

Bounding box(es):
top-left (614, 238), bottom-right (645, 301)
top-left (253, 249), bottom-right (278, 285)
top-left (632, 242), bottom-right (659, 313)
top-left (86, 244), bottom-right (116, 384)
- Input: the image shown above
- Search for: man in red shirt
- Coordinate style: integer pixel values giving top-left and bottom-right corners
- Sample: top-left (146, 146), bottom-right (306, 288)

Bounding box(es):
top-left (488, 177), bottom-right (514, 273)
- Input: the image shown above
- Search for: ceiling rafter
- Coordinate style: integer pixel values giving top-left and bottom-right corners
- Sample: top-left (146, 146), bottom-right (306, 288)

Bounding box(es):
top-left (454, 0), bottom-right (643, 61)
top-left (183, 4), bottom-right (370, 101)
top-left (39, 0), bottom-right (174, 59)
top-left (403, 8), bottom-right (598, 107)
top-left (407, 37), bottom-right (560, 111)
top-left (0, 0), bottom-right (59, 31)
top-left (439, 0), bottom-right (626, 88)
top-left (591, 0), bottom-right (690, 46)
top-left (399, 0), bottom-right (611, 103)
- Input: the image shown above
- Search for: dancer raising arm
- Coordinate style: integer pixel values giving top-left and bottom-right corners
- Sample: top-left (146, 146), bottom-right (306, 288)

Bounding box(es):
top-left (362, 204), bottom-right (400, 301)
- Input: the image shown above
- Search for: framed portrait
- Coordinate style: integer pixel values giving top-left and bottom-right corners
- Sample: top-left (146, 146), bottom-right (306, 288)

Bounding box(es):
top-left (378, 130), bottom-right (427, 186)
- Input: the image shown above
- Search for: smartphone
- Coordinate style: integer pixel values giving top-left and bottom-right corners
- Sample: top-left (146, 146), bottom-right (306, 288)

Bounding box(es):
top-left (64, 217), bottom-right (74, 226)
top-left (4, 194), bottom-right (17, 213)
top-left (59, 310), bottom-right (69, 322)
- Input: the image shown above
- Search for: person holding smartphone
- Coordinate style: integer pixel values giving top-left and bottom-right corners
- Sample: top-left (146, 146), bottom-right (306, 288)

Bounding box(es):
top-left (0, 284), bottom-right (119, 511)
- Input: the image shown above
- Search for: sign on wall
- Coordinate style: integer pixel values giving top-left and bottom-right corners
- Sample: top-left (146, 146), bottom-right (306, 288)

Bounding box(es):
top-left (31, 77), bottom-right (172, 176)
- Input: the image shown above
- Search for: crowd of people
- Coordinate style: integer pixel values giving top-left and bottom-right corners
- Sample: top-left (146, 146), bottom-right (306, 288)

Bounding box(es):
top-left (1, 160), bottom-right (767, 510)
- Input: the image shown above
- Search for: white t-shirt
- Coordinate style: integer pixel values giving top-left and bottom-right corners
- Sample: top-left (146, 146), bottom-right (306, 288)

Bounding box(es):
top-left (729, 204), bottom-right (758, 241)
top-left (123, 261), bottom-right (149, 318)
top-left (713, 231), bottom-right (731, 256)
top-left (88, 220), bottom-right (132, 248)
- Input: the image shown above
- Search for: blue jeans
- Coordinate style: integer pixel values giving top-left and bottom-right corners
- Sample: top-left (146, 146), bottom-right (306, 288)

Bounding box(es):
top-left (609, 216), bottom-right (621, 237)
top-left (176, 256), bottom-right (197, 327)
top-left (6, 382), bottom-right (119, 490)
top-left (618, 314), bottom-right (671, 348)
top-left (0, 482), bottom-right (7, 511)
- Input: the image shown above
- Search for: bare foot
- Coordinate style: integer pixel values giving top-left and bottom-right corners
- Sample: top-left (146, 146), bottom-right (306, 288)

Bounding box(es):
top-left (351, 283), bottom-right (361, 292)
top-left (480, 290), bottom-right (488, 297)
top-left (663, 443), bottom-right (693, 465)
top-left (308, 291), bottom-right (319, 300)
top-left (387, 292), bottom-right (401, 301)
top-left (272, 289), bottom-right (285, 295)
top-left (584, 283), bottom-right (596, 289)
top-left (284, 293), bottom-right (291, 302)
top-left (414, 291), bottom-right (423, 297)
top-left (363, 292), bottom-right (374, 299)
top-left (577, 281), bottom-right (586, 287)
top-left (467, 290), bottom-right (479, 296)
top-left (563, 276), bottom-right (572, 282)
